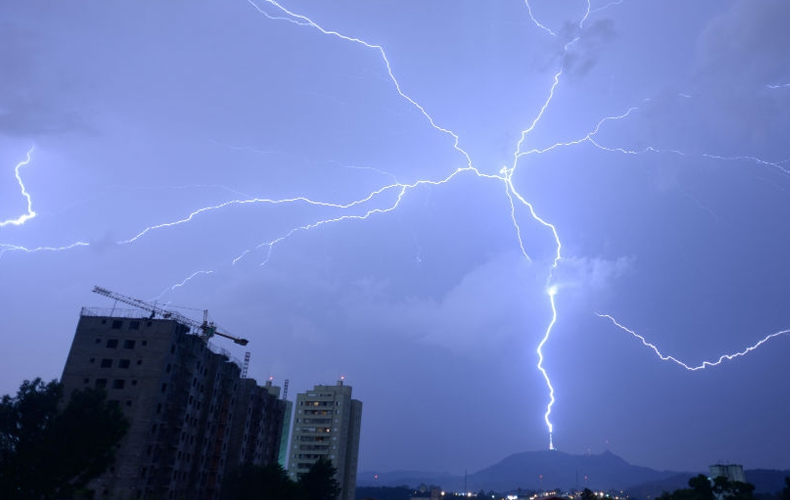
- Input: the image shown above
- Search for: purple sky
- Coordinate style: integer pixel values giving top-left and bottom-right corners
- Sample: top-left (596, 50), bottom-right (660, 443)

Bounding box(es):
top-left (2, 0), bottom-right (790, 476)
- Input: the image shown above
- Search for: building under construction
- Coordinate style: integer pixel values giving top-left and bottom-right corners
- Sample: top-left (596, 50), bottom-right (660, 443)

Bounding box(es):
top-left (60, 288), bottom-right (287, 500)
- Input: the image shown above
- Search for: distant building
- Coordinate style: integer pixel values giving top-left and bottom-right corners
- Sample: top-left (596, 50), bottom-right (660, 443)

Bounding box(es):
top-left (60, 308), bottom-right (286, 500)
top-left (289, 380), bottom-right (362, 500)
top-left (709, 464), bottom-right (746, 484)
top-left (410, 485), bottom-right (442, 500)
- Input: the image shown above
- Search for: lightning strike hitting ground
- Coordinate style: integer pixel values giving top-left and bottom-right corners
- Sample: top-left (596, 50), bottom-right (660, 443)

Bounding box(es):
top-left (596, 313), bottom-right (790, 370)
top-left (249, 0), bottom-right (574, 449)
top-left (1, 146), bottom-right (37, 228)
top-left (537, 286), bottom-right (559, 450)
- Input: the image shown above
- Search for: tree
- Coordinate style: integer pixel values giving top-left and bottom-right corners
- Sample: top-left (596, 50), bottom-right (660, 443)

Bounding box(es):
top-left (299, 457), bottom-right (340, 500)
top-left (222, 462), bottom-right (301, 500)
top-left (0, 378), bottom-right (129, 500)
top-left (659, 475), bottom-right (756, 500)
top-left (780, 477), bottom-right (790, 500)
top-left (582, 488), bottom-right (597, 500)
top-left (689, 474), bottom-right (714, 500)
top-left (711, 477), bottom-right (754, 500)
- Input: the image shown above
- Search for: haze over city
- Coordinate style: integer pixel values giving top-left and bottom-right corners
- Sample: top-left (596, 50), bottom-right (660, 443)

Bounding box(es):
top-left (2, 0), bottom-right (789, 477)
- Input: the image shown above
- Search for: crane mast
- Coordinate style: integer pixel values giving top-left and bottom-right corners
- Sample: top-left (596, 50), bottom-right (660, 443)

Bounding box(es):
top-left (92, 286), bottom-right (249, 346)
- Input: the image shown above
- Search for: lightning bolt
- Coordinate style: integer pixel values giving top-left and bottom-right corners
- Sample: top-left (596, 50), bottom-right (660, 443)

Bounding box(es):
top-left (1, 146), bottom-right (37, 228)
top-left (505, 62), bottom-right (565, 449)
top-left (155, 270), bottom-right (217, 301)
top-left (0, 241), bottom-right (90, 261)
top-left (596, 313), bottom-right (790, 371)
top-left (538, 286), bottom-right (559, 450)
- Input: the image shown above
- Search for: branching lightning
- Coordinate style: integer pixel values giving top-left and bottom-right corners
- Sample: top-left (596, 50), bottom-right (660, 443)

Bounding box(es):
top-left (1, 146), bottom-right (37, 228)
top-left (244, 0), bottom-right (572, 449)
top-left (3, 0), bottom-right (788, 455)
top-left (596, 313), bottom-right (790, 371)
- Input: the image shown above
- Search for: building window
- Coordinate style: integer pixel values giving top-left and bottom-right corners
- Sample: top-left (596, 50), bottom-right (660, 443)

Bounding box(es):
top-left (137, 360), bottom-right (143, 365)
top-left (161, 383), bottom-right (167, 393)
top-left (129, 320), bottom-right (140, 330)
top-left (83, 378), bottom-right (90, 384)
top-left (106, 339), bottom-right (118, 349)
top-left (166, 364), bottom-right (171, 373)
top-left (95, 338), bottom-right (101, 344)
top-left (95, 379), bottom-right (108, 389)
top-left (112, 379), bottom-right (125, 389)
top-left (119, 359), bottom-right (131, 369)
top-left (89, 358), bottom-right (95, 364)
top-left (100, 359), bottom-right (113, 368)
top-left (123, 339), bottom-right (136, 349)
top-left (111, 320), bottom-right (123, 329)
top-left (126, 400), bottom-right (132, 407)
top-left (141, 340), bottom-right (147, 346)
top-left (131, 379), bottom-right (138, 386)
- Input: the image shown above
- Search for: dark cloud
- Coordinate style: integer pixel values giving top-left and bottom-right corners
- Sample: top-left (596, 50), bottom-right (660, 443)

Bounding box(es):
top-left (562, 17), bottom-right (617, 79)
top-left (696, 0), bottom-right (790, 87)
top-left (0, 23), bottom-right (89, 136)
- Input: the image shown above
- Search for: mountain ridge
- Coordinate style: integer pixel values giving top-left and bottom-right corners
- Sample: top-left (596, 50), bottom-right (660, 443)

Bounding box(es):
top-left (358, 450), bottom-right (790, 495)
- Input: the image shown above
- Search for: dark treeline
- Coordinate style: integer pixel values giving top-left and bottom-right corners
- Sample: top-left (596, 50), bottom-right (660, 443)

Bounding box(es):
top-left (0, 378), bottom-right (129, 500)
top-left (1, 378), bottom-right (343, 500)
top-left (659, 474), bottom-right (790, 500)
top-left (222, 458), bottom-right (340, 500)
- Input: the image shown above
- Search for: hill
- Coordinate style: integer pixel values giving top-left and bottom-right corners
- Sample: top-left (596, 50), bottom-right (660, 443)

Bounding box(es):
top-left (360, 450), bottom-right (684, 492)
top-left (359, 451), bottom-right (790, 495)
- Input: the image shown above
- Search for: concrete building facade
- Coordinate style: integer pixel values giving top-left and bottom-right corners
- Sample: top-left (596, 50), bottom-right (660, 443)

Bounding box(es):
top-left (60, 308), bottom-right (286, 500)
top-left (709, 464), bottom-right (746, 483)
top-left (289, 380), bottom-right (362, 500)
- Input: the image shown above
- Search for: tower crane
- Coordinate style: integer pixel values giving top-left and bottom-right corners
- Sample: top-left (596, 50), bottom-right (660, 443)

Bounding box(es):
top-left (92, 286), bottom-right (249, 346)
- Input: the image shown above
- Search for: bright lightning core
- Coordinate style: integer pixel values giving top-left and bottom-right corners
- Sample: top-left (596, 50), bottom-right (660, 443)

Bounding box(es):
top-left (538, 286), bottom-right (560, 450)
